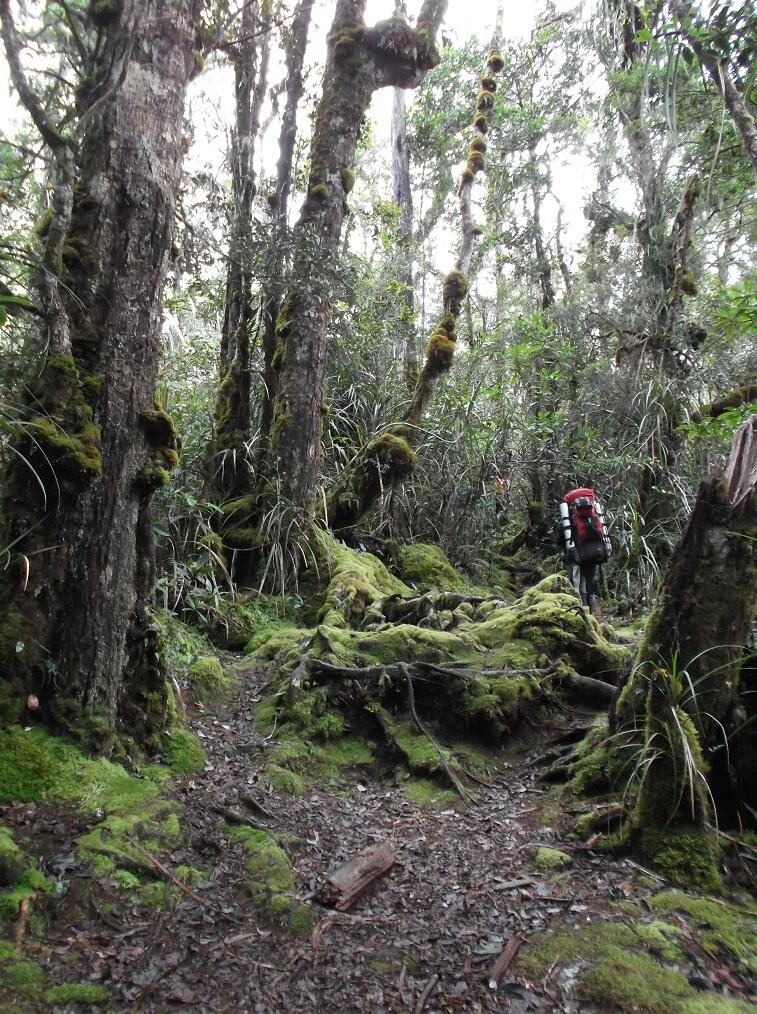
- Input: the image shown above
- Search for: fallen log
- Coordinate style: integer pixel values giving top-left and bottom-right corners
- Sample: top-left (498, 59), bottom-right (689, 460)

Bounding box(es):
top-left (559, 671), bottom-right (616, 704)
top-left (317, 843), bottom-right (395, 911)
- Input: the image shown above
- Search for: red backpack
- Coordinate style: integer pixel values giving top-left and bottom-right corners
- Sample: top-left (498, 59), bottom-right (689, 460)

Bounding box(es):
top-left (563, 488), bottom-right (610, 564)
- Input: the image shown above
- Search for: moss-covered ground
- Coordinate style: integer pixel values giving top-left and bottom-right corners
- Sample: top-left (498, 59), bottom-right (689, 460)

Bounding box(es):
top-left (0, 537), bottom-right (753, 1010)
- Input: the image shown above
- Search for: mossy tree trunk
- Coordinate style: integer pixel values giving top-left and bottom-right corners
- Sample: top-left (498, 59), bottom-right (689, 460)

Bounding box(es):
top-left (257, 0), bottom-right (446, 517)
top-left (391, 78), bottom-right (418, 387)
top-left (0, 0), bottom-right (200, 750)
top-left (614, 415), bottom-right (757, 832)
top-left (325, 16), bottom-right (503, 532)
top-left (209, 0), bottom-right (271, 499)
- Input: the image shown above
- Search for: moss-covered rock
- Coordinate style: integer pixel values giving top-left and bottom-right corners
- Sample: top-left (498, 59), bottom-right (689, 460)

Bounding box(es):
top-left (0, 827), bottom-right (26, 887)
top-left (534, 846), bottom-right (572, 872)
top-left (513, 918), bottom-right (750, 1013)
top-left (398, 543), bottom-right (467, 592)
top-left (187, 655), bottom-right (233, 704)
top-left (44, 983), bottom-right (110, 1004)
top-left (649, 890), bottom-right (757, 975)
top-left (159, 728), bottom-right (206, 774)
top-left (229, 825), bottom-right (310, 935)
top-left (315, 531), bottom-right (409, 628)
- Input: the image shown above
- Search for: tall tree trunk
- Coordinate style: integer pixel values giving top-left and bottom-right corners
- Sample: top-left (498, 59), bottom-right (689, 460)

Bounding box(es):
top-left (259, 0), bottom-right (446, 517)
top-left (210, 0), bottom-right (271, 498)
top-left (613, 415), bottom-right (757, 854)
top-left (391, 85), bottom-right (417, 387)
top-left (0, 0), bottom-right (200, 751)
top-left (258, 0), bottom-right (314, 448)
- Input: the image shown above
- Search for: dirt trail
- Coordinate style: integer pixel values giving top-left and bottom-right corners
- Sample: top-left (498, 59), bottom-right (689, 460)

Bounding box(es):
top-left (4, 662), bottom-right (755, 1013)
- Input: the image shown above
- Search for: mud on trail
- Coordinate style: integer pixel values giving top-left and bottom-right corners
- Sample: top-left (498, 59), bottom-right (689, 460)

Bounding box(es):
top-left (2, 653), bottom-right (755, 1013)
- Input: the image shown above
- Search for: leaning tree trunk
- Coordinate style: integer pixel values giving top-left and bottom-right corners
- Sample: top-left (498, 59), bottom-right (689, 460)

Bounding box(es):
top-left (0, 0), bottom-right (200, 751)
top-left (325, 16), bottom-right (504, 532)
top-left (257, 0), bottom-right (446, 517)
top-left (614, 415), bottom-right (757, 852)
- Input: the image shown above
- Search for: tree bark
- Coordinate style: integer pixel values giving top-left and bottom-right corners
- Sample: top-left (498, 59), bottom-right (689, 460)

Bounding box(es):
top-left (258, 0), bottom-right (314, 448)
top-left (0, 0), bottom-right (200, 750)
top-left (391, 84), bottom-right (417, 386)
top-left (613, 415), bottom-right (757, 824)
top-left (210, 0), bottom-right (271, 498)
top-left (260, 0), bottom-right (446, 514)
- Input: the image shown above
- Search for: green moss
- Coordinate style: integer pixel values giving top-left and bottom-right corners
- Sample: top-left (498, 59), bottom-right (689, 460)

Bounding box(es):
top-left (266, 765), bottom-right (306, 795)
top-left (187, 655), bottom-right (233, 704)
top-left (0, 865), bottom-right (55, 923)
top-left (467, 150), bottom-right (485, 173)
top-left (534, 846), bottom-right (572, 872)
top-left (357, 624), bottom-right (474, 665)
top-left (287, 688), bottom-right (346, 740)
top-left (230, 825), bottom-right (310, 934)
top-left (442, 268), bottom-right (469, 305)
top-left (139, 409), bottom-right (176, 447)
top-left (635, 920), bottom-right (685, 962)
top-left (44, 983), bottom-right (110, 1004)
top-left (0, 955), bottom-right (45, 999)
top-left (636, 829), bottom-right (720, 892)
top-left (463, 674), bottom-right (535, 739)
top-left (476, 89), bottom-right (495, 112)
top-left (0, 727), bottom-right (158, 813)
top-left (316, 737), bottom-right (373, 766)
top-left (681, 997), bottom-right (754, 1012)
top-left (309, 183), bottom-right (330, 201)
top-left (89, 0), bottom-right (121, 26)
top-left (314, 531), bottom-right (409, 628)
top-left (159, 728), bottom-right (206, 774)
top-left (473, 113), bottom-right (488, 132)
top-left (331, 23), bottom-right (364, 58)
top-left (649, 890), bottom-right (757, 973)
top-left (0, 827), bottom-right (26, 886)
top-left (32, 413), bottom-right (102, 475)
top-left (398, 542), bottom-right (466, 592)
top-left (340, 168), bottom-right (356, 193)
top-left (487, 49), bottom-right (504, 71)
top-left (469, 136), bottom-right (487, 154)
top-left (249, 625), bottom-right (310, 659)
top-left (515, 921), bottom-right (698, 1013)
top-left (403, 778), bottom-right (458, 807)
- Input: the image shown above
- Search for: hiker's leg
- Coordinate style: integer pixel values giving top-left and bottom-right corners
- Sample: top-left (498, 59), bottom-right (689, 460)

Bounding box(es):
top-left (567, 561), bottom-right (582, 595)
top-left (585, 564), bottom-right (598, 601)
top-left (577, 566), bottom-right (590, 605)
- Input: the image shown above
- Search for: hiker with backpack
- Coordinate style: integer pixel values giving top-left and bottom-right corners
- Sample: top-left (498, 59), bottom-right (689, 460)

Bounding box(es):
top-left (558, 487), bottom-right (611, 613)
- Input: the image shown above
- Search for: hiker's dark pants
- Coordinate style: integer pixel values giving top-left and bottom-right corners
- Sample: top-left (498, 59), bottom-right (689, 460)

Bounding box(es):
top-left (567, 561), bottom-right (598, 605)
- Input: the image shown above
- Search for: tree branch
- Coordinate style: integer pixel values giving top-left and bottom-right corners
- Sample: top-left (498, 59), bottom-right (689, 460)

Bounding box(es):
top-left (0, 0), bottom-right (69, 153)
